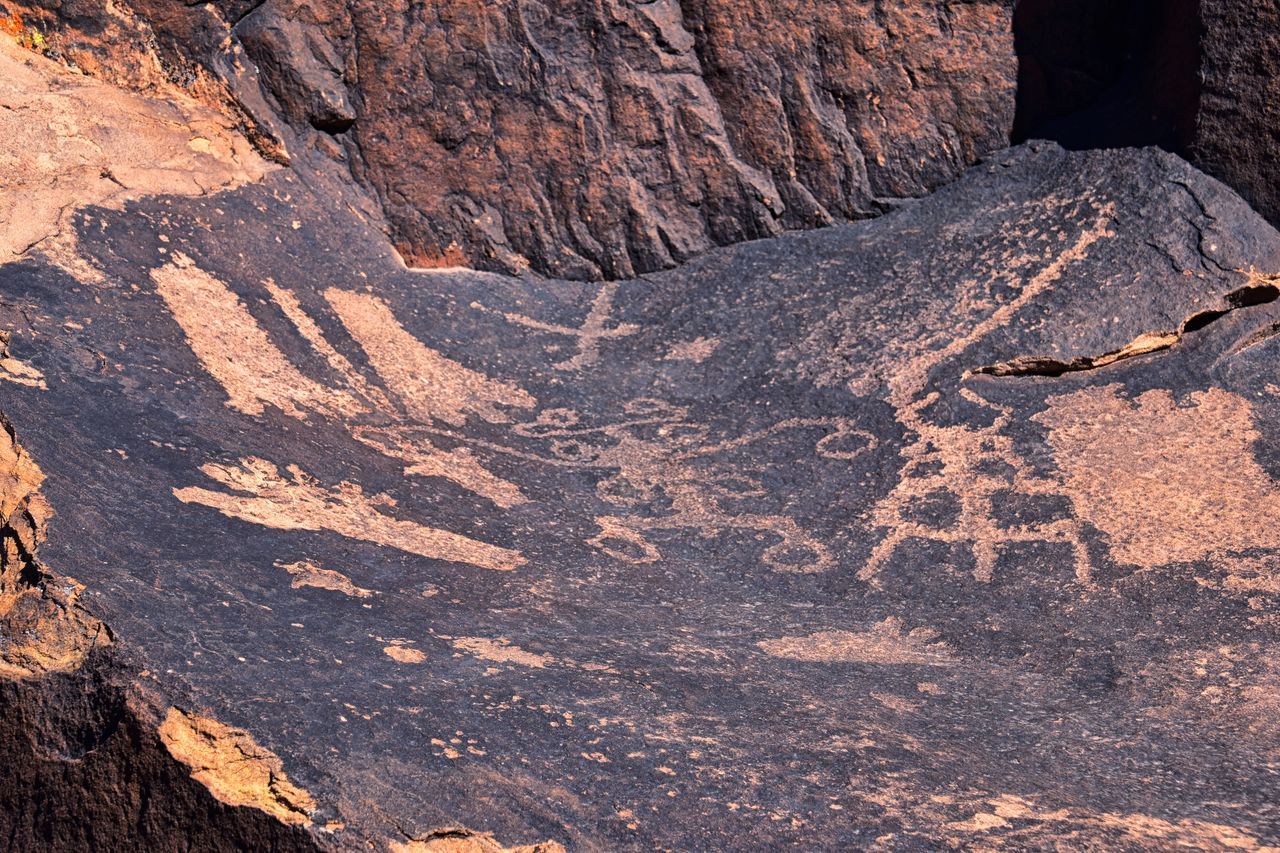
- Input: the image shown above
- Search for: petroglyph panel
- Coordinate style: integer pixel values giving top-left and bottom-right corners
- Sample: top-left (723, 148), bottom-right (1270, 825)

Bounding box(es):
top-left (7, 143), bottom-right (1280, 847)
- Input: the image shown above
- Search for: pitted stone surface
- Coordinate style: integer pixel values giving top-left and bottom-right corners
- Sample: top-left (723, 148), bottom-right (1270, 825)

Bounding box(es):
top-left (3, 143), bottom-right (1280, 847)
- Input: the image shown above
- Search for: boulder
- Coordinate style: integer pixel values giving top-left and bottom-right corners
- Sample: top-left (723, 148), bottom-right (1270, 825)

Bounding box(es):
top-left (3, 141), bottom-right (1280, 847)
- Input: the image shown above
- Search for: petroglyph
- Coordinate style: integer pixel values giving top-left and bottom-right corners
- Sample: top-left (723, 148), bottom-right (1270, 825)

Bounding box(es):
top-left (938, 793), bottom-right (1280, 850)
top-left (505, 401), bottom-right (869, 572)
top-left (155, 259), bottom-right (532, 560)
top-left (1035, 384), bottom-right (1280, 569)
top-left (153, 255), bottom-right (361, 420)
top-left (759, 617), bottom-right (954, 665)
top-left (860, 206), bottom-right (1116, 585)
top-left (665, 337), bottom-right (720, 362)
top-left (277, 559), bottom-right (374, 598)
top-left (173, 457), bottom-right (524, 571)
top-left (0, 335), bottom-right (44, 389)
top-left (263, 279), bottom-right (394, 412)
top-left (325, 288), bottom-right (536, 425)
top-left (473, 283), bottom-right (639, 370)
top-left (353, 426), bottom-right (527, 509)
top-left (383, 645), bottom-right (427, 664)
top-left (452, 637), bottom-right (552, 669)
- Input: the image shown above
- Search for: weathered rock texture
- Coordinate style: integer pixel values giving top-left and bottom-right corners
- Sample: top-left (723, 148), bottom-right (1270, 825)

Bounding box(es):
top-left (0, 39), bottom-right (269, 260)
top-left (0, 0), bottom-right (1018, 278)
top-left (5, 140), bottom-right (1280, 847)
top-left (11, 0), bottom-right (1280, 277)
top-left (1191, 0), bottom-right (1280, 226)
top-left (346, 0), bottom-right (1016, 278)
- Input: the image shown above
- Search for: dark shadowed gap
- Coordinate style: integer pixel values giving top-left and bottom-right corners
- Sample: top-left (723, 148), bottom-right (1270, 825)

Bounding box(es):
top-left (1012, 0), bottom-right (1201, 152)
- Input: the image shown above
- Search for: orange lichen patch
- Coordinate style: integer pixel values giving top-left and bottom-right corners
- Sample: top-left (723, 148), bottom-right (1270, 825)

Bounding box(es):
top-left (391, 828), bottom-right (565, 853)
top-left (758, 617), bottom-right (953, 666)
top-left (0, 14), bottom-right (23, 38)
top-left (325, 288), bottom-right (536, 426)
top-left (173, 456), bottom-right (525, 572)
top-left (860, 205), bottom-right (1116, 585)
top-left (152, 256), bottom-right (362, 421)
top-left (276, 559), bottom-right (373, 598)
top-left (452, 637), bottom-right (551, 668)
top-left (353, 426), bottom-right (527, 509)
top-left (383, 645), bottom-right (427, 664)
top-left (158, 708), bottom-right (315, 826)
top-left (1034, 384), bottom-right (1280, 568)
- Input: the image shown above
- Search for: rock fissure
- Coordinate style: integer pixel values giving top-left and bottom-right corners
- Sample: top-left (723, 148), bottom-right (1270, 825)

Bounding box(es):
top-left (973, 270), bottom-right (1280, 378)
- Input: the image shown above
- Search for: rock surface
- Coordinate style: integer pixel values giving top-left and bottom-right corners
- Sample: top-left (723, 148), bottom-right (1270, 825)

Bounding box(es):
top-left (0, 40), bottom-right (269, 260)
top-left (1191, 0), bottom-right (1280, 228)
top-left (3, 137), bottom-right (1280, 848)
top-left (1, 0), bottom-right (1018, 278)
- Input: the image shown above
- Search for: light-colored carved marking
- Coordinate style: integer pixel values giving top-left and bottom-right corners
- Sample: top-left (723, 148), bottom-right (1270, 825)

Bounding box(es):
top-left (453, 637), bottom-right (551, 668)
top-left (474, 283), bottom-right (639, 370)
top-left (353, 426), bottom-right (527, 509)
top-left (158, 707), bottom-right (315, 826)
top-left (1034, 384), bottom-right (1280, 569)
top-left (946, 793), bottom-right (1279, 850)
top-left (384, 645), bottom-right (427, 664)
top-left (256, 279), bottom-right (524, 506)
top-left (505, 402), bottom-right (847, 572)
top-left (276, 559), bottom-right (373, 598)
top-left (861, 206), bottom-right (1116, 585)
top-left (153, 255), bottom-right (361, 420)
top-left (326, 288), bottom-right (535, 425)
top-left (759, 617), bottom-right (953, 665)
top-left (0, 357), bottom-right (44, 389)
top-left (262, 278), bottom-right (394, 412)
top-left (665, 336), bottom-right (720, 362)
top-left (161, 272), bottom-right (527, 561)
top-left (391, 829), bottom-right (565, 853)
top-left (173, 457), bottom-right (524, 571)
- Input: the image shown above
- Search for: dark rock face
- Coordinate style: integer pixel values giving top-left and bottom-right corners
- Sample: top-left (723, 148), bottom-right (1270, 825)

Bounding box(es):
top-left (0, 652), bottom-right (320, 852)
top-left (2, 0), bottom-right (1018, 278)
top-left (6, 143), bottom-right (1280, 847)
top-left (1192, 0), bottom-right (1280, 227)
